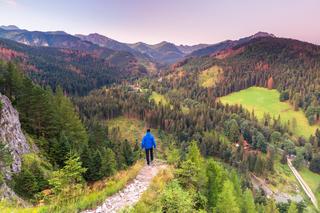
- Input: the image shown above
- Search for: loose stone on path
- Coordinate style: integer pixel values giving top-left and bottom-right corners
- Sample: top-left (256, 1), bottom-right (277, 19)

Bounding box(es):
top-left (82, 161), bottom-right (166, 213)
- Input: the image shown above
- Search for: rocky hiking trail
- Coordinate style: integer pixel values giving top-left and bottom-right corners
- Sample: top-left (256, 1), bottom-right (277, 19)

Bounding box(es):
top-left (82, 161), bottom-right (166, 213)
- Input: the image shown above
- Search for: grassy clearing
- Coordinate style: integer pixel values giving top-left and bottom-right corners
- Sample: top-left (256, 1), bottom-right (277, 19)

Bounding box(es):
top-left (220, 87), bottom-right (319, 137)
top-left (106, 116), bottom-right (162, 144)
top-left (0, 161), bottom-right (144, 213)
top-left (107, 116), bottom-right (148, 143)
top-left (299, 167), bottom-right (320, 204)
top-left (106, 116), bottom-right (164, 155)
top-left (198, 65), bottom-right (223, 88)
top-left (149, 91), bottom-right (169, 106)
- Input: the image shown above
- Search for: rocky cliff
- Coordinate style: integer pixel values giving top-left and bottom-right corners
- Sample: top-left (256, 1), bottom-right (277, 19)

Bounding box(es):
top-left (0, 93), bottom-right (31, 178)
top-left (0, 93), bottom-right (34, 203)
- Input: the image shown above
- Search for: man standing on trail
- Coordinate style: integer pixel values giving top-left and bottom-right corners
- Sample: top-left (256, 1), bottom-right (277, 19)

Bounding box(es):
top-left (141, 129), bottom-right (156, 165)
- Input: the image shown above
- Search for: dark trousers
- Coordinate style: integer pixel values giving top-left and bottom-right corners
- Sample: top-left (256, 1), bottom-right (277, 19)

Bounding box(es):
top-left (145, 148), bottom-right (154, 165)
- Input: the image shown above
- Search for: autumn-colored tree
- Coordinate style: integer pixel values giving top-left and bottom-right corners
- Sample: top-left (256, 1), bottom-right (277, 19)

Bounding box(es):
top-left (267, 76), bottom-right (274, 89)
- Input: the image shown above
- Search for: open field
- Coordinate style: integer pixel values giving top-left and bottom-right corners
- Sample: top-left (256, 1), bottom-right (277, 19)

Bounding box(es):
top-left (198, 65), bottom-right (223, 88)
top-left (220, 87), bottom-right (319, 137)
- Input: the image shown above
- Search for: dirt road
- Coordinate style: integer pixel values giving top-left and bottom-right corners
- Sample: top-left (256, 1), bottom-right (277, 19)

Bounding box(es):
top-left (287, 158), bottom-right (318, 209)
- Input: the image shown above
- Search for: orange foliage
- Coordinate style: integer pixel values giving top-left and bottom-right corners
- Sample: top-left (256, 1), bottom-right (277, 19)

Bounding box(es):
top-left (267, 77), bottom-right (274, 89)
top-left (0, 47), bottom-right (25, 60)
top-left (212, 47), bottom-right (245, 59)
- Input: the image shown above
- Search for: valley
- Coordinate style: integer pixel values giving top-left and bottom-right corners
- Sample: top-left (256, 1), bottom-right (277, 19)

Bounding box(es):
top-left (1, 23), bottom-right (320, 213)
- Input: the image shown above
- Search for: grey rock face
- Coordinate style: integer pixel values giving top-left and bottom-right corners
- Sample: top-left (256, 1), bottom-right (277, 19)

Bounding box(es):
top-left (0, 93), bottom-right (31, 179)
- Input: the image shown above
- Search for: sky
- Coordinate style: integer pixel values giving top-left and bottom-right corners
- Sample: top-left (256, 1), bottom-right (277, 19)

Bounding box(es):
top-left (0, 0), bottom-right (320, 45)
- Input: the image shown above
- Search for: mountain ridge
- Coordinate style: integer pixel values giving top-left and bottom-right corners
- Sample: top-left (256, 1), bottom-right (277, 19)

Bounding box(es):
top-left (189, 31), bottom-right (275, 57)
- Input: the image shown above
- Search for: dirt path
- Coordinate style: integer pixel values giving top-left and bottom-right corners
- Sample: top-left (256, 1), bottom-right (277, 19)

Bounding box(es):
top-left (287, 158), bottom-right (318, 209)
top-left (82, 161), bottom-right (166, 213)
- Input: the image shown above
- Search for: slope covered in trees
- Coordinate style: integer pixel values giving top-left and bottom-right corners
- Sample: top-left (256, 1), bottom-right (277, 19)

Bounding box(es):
top-left (177, 37), bottom-right (320, 121)
top-left (0, 61), bottom-right (139, 205)
top-left (2, 33), bottom-right (320, 212)
top-left (0, 38), bottom-right (150, 95)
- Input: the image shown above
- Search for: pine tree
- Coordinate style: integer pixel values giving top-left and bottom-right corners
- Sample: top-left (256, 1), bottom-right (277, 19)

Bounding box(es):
top-left (215, 180), bottom-right (240, 213)
top-left (54, 86), bottom-right (88, 153)
top-left (122, 139), bottom-right (134, 166)
top-left (185, 141), bottom-right (207, 191)
top-left (100, 148), bottom-right (116, 177)
top-left (160, 181), bottom-right (193, 213)
top-left (91, 150), bottom-right (102, 180)
top-left (254, 155), bottom-right (265, 176)
top-left (80, 145), bottom-right (92, 181)
top-left (13, 168), bottom-right (38, 199)
top-left (242, 189), bottom-right (256, 213)
top-left (49, 154), bottom-right (87, 194)
top-left (207, 160), bottom-right (225, 209)
top-left (49, 133), bottom-right (70, 167)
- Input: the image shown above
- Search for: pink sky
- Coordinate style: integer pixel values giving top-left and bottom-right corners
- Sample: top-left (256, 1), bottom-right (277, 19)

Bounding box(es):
top-left (0, 0), bottom-right (319, 45)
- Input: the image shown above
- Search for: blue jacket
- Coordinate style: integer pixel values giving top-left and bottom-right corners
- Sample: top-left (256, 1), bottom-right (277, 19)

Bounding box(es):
top-left (141, 132), bottom-right (156, 150)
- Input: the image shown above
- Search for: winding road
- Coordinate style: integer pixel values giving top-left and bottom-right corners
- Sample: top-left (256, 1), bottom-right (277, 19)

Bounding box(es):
top-left (287, 157), bottom-right (318, 209)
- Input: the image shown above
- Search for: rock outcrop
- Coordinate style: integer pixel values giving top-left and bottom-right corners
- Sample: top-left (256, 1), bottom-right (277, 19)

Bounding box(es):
top-left (0, 93), bottom-right (31, 179)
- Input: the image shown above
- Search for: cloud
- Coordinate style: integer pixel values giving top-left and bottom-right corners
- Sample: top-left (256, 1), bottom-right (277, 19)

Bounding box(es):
top-left (1, 0), bottom-right (17, 6)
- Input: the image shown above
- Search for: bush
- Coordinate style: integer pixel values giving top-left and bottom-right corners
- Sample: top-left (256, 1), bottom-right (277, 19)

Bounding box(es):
top-left (11, 158), bottom-right (49, 200)
top-left (160, 181), bottom-right (194, 213)
top-left (12, 168), bottom-right (39, 199)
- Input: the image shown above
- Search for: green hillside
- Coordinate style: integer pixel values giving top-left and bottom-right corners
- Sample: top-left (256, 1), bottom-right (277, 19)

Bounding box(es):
top-left (220, 87), bottom-right (319, 137)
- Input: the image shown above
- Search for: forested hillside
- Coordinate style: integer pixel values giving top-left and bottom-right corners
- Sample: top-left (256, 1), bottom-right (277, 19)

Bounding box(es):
top-left (1, 32), bottom-right (320, 213)
top-left (0, 62), bottom-right (139, 210)
top-left (175, 37), bottom-right (320, 124)
top-left (0, 38), bottom-right (150, 95)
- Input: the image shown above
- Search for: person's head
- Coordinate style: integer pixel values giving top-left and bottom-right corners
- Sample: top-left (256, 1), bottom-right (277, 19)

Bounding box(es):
top-left (147, 128), bottom-right (151, 133)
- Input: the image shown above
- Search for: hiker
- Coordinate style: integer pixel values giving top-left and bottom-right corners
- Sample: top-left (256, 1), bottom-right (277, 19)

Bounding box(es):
top-left (141, 129), bottom-right (156, 165)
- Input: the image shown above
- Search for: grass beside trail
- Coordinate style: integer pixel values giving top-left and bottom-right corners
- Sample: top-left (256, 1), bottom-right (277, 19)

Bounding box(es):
top-left (128, 166), bottom-right (174, 212)
top-left (149, 91), bottom-right (169, 106)
top-left (198, 65), bottom-right (223, 88)
top-left (220, 87), bottom-right (319, 138)
top-left (0, 161), bottom-right (144, 213)
top-left (299, 167), bottom-right (320, 205)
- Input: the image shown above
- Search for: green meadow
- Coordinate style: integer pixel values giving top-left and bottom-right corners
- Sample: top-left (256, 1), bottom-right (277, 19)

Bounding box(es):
top-left (220, 87), bottom-right (319, 138)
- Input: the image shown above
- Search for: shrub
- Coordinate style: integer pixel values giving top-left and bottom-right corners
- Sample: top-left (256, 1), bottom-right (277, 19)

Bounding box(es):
top-left (160, 180), bottom-right (193, 213)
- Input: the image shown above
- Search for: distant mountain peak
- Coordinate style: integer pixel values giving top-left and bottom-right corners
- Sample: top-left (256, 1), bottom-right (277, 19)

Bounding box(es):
top-left (251, 31), bottom-right (276, 38)
top-left (0, 25), bottom-right (20, 30)
top-left (45, 31), bottom-right (68, 35)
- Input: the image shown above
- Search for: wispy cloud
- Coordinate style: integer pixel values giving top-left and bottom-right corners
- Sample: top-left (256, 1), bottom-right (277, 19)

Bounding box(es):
top-left (1, 0), bottom-right (18, 7)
